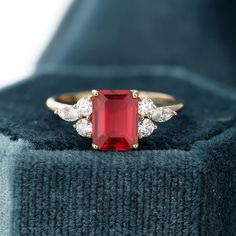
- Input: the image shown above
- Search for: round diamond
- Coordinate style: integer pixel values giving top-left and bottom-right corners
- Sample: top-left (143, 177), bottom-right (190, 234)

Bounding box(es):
top-left (57, 106), bottom-right (79, 121)
top-left (151, 107), bottom-right (176, 122)
top-left (76, 98), bottom-right (92, 117)
top-left (75, 119), bottom-right (92, 137)
top-left (138, 119), bottom-right (156, 138)
top-left (138, 98), bottom-right (156, 116)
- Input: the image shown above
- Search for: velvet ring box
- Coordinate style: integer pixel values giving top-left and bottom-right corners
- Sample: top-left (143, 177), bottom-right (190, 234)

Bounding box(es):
top-left (0, 69), bottom-right (235, 235)
top-left (1, 0), bottom-right (236, 235)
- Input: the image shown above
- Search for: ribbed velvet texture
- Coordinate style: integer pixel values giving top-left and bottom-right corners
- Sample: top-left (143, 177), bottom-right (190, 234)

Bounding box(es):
top-left (0, 71), bottom-right (235, 235)
top-left (0, 0), bottom-right (236, 235)
top-left (12, 149), bottom-right (232, 235)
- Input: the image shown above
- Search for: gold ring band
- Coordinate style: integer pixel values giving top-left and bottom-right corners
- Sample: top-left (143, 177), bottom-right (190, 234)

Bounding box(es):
top-left (46, 91), bottom-right (184, 112)
top-left (46, 90), bottom-right (184, 151)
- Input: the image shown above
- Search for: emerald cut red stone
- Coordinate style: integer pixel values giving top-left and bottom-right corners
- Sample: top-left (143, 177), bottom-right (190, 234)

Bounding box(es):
top-left (92, 90), bottom-right (138, 151)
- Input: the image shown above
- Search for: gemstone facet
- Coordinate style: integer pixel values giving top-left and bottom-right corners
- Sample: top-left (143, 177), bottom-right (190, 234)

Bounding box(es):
top-left (57, 106), bottom-right (80, 121)
top-left (151, 107), bottom-right (176, 122)
top-left (76, 98), bottom-right (92, 117)
top-left (138, 118), bottom-right (156, 138)
top-left (92, 90), bottom-right (138, 151)
top-left (75, 119), bottom-right (92, 137)
top-left (138, 98), bottom-right (156, 117)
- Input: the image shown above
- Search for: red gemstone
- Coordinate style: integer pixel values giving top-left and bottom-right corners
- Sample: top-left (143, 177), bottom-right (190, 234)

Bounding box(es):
top-left (92, 90), bottom-right (138, 151)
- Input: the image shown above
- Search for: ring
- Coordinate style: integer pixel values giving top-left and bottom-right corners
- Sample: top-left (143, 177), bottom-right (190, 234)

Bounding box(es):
top-left (46, 90), bottom-right (184, 151)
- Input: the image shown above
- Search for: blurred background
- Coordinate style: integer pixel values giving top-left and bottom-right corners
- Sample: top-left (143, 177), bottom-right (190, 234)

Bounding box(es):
top-left (1, 0), bottom-right (235, 89)
top-left (1, 2), bottom-right (235, 235)
top-left (0, 0), bottom-right (72, 88)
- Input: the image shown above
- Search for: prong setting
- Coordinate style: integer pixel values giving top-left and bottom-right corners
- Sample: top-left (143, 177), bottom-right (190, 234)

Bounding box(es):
top-left (92, 143), bottom-right (98, 149)
top-left (173, 111), bottom-right (177, 116)
top-left (131, 90), bottom-right (139, 98)
top-left (86, 115), bottom-right (91, 121)
top-left (138, 114), bottom-right (145, 121)
top-left (86, 133), bottom-right (92, 138)
top-left (138, 135), bottom-right (142, 139)
top-left (51, 89), bottom-right (180, 150)
top-left (92, 90), bottom-right (99, 97)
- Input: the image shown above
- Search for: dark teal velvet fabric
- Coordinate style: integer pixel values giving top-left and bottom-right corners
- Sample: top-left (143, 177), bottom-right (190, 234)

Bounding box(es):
top-left (0, 69), bottom-right (235, 235)
top-left (40, 0), bottom-right (236, 88)
top-left (0, 0), bottom-right (236, 235)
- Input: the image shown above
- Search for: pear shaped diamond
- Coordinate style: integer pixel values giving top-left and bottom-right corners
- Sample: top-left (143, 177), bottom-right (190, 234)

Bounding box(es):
top-left (75, 119), bottom-right (92, 137)
top-left (151, 107), bottom-right (176, 122)
top-left (56, 106), bottom-right (80, 122)
top-left (138, 119), bottom-right (156, 138)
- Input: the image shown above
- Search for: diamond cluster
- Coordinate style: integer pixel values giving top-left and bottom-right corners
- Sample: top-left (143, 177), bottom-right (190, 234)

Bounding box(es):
top-left (55, 90), bottom-right (177, 145)
top-left (137, 97), bottom-right (176, 138)
top-left (75, 119), bottom-right (92, 137)
top-left (74, 98), bottom-right (92, 117)
top-left (56, 98), bottom-right (92, 137)
top-left (151, 107), bottom-right (176, 122)
top-left (138, 98), bottom-right (156, 117)
top-left (57, 106), bottom-right (80, 122)
top-left (138, 119), bottom-right (156, 138)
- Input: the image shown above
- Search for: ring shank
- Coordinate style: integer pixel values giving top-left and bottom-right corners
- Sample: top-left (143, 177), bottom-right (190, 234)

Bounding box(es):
top-left (46, 91), bottom-right (184, 112)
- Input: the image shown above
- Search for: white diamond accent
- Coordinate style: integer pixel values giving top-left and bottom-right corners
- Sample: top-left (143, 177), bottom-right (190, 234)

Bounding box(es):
top-left (76, 98), bottom-right (92, 117)
top-left (75, 119), bottom-right (92, 137)
top-left (138, 119), bottom-right (156, 138)
top-left (57, 106), bottom-right (80, 122)
top-left (151, 107), bottom-right (176, 122)
top-left (138, 98), bottom-right (156, 116)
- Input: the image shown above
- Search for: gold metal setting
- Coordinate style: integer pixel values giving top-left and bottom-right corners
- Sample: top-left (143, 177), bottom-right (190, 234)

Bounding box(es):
top-left (92, 143), bottom-right (98, 149)
top-left (92, 89), bottom-right (99, 96)
top-left (131, 90), bottom-right (139, 98)
top-left (46, 90), bottom-right (184, 150)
